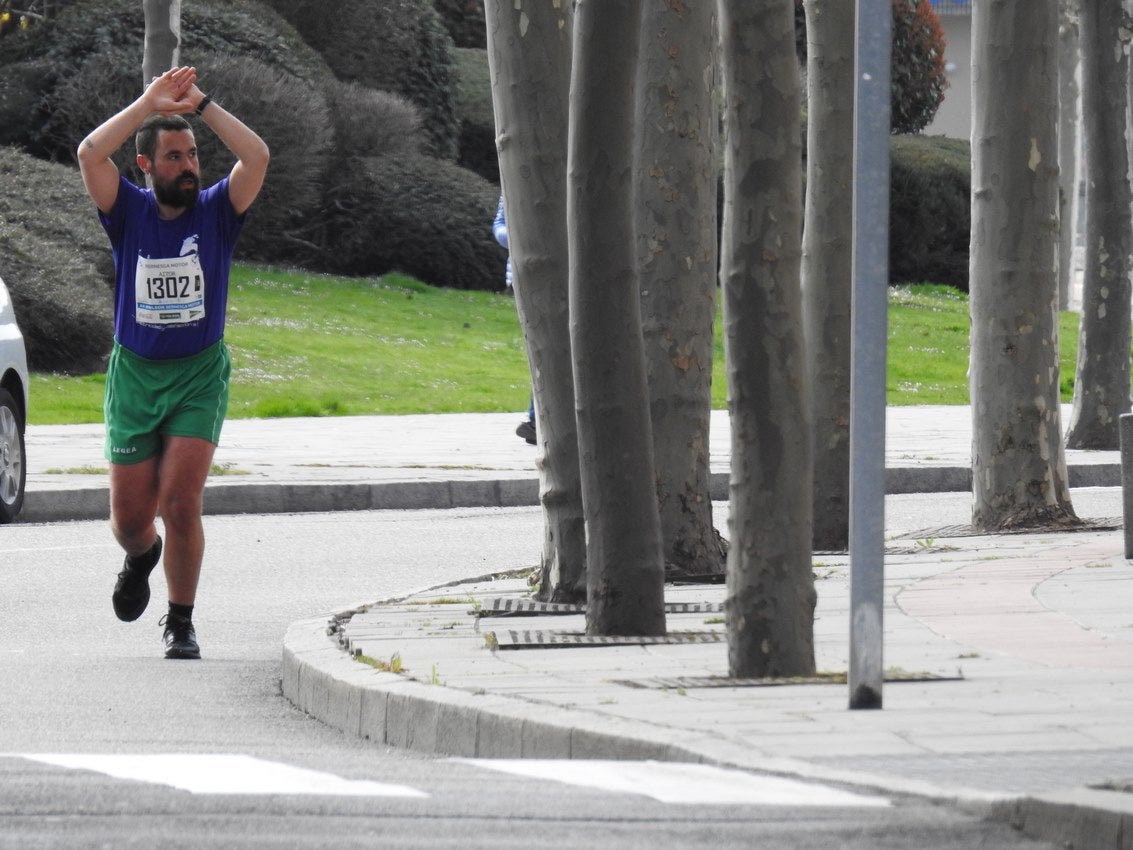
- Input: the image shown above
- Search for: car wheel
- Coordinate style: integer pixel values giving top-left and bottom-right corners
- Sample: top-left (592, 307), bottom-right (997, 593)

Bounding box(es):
top-left (0, 387), bottom-right (26, 523)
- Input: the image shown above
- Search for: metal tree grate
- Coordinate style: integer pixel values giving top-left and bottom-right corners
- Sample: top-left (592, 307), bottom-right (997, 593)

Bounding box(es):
top-left (475, 600), bottom-right (724, 618)
top-left (613, 671), bottom-right (964, 689)
top-left (488, 630), bottom-right (725, 649)
top-left (906, 516), bottom-right (1122, 540)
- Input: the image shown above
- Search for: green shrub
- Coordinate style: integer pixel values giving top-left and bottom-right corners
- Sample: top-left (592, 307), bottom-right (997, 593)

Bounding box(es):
top-left (0, 60), bottom-right (52, 151)
top-left (889, 134), bottom-right (970, 291)
top-left (319, 154), bottom-right (506, 290)
top-left (266, 0), bottom-right (460, 160)
top-left (190, 53), bottom-right (334, 267)
top-left (0, 147), bottom-right (113, 373)
top-left (453, 47), bottom-right (497, 183)
top-left (891, 0), bottom-right (948, 134)
top-left (44, 46), bottom-right (145, 176)
top-left (0, 0), bottom-right (331, 160)
top-left (323, 80), bottom-right (423, 161)
top-left (433, 0), bottom-right (487, 48)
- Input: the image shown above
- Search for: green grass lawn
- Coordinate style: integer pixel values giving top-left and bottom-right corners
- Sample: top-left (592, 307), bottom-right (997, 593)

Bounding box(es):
top-left (26, 267), bottom-right (1082, 426)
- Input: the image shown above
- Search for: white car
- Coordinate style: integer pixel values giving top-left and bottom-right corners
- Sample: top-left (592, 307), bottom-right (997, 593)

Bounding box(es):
top-left (0, 275), bottom-right (28, 523)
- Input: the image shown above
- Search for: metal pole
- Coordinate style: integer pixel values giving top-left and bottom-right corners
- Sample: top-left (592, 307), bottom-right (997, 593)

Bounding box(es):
top-left (848, 0), bottom-right (891, 710)
top-left (1121, 414), bottom-right (1133, 559)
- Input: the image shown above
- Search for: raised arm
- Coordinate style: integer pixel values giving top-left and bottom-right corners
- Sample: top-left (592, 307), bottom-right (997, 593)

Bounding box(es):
top-left (187, 86), bottom-right (270, 216)
top-left (77, 66), bottom-right (197, 214)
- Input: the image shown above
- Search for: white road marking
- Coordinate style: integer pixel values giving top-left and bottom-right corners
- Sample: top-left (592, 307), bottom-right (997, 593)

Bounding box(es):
top-left (451, 759), bottom-right (890, 807)
top-left (19, 754), bottom-right (428, 798)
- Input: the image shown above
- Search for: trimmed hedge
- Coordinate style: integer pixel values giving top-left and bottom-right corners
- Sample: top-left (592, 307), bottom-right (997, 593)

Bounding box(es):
top-left (324, 80), bottom-right (424, 162)
top-left (434, 0), bottom-right (487, 48)
top-left (265, 0), bottom-right (460, 160)
top-left (0, 146), bottom-right (113, 373)
top-left (0, 0), bottom-right (332, 161)
top-left (453, 47), bottom-right (497, 183)
top-left (319, 153), bottom-right (506, 291)
top-left (190, 53), bottom-right (334, 267)
top-left (890, 134), bottom-right (970, 291)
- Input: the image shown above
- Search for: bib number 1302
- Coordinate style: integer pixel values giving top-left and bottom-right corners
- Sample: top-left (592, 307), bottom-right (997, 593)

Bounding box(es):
top-left (134, 254), bottom-right (207, 326)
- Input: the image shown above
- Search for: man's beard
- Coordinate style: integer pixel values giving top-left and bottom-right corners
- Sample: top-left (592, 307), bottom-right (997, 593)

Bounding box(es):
top-left (153, 170), bottom-right (200, 210)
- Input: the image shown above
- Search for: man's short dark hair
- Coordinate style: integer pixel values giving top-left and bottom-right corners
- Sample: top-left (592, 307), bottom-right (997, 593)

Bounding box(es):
top-left (135, 114), bottom-right (193, 161)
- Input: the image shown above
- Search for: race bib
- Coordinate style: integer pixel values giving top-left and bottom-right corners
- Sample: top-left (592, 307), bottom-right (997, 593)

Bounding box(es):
top-left (134, 254), bottom-right (206, 326)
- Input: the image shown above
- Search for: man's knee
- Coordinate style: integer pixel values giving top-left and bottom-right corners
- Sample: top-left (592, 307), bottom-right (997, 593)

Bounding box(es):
top-left (158, 488), bottom-right (205, 531)
top-left (109, 460), bottom-right (159, 543)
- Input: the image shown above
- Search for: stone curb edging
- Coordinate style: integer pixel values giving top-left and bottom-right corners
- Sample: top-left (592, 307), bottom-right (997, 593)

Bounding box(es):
top-left (281, 617), bottom-right (700, 763)
top-left (20, 478), bottom-right (541, 524)
top-left (281, 615), bottom-right (996, 798)
top-left (990, 790), bottom-right (1133, 850)
top-left (282, 613), bottom-right (1132, 850)
top-left (21, 462), bottom-right (1123, 525)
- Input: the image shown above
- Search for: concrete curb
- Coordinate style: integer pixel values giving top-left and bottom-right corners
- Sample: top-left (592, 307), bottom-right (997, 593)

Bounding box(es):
top-left (989, 789), bottom-right (1133, 850)
top-left (281, 593), bottom-right (1132, 850)
top-left (20, 478), bottom-right (542, 524)
top-left (21, 461), bottom-right (1124, 524)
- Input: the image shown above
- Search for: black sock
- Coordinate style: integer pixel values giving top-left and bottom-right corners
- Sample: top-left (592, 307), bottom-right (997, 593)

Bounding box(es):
top-left (127, 536), bottom-right (162, 572)
top-left (168, 602), bottom-right (194, 621)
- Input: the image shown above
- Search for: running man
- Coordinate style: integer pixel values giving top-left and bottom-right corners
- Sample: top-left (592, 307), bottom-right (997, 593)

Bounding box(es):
top-left (77, 66), bottom-right (269, 659)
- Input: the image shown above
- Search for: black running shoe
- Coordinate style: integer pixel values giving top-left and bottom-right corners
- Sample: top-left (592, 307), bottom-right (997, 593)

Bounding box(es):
top-left (160, 613), bottom-right (200, 660)
top-left (515, 419), bottom-right (536, 445)
top-left (112, 536), bottom-right (162, 622)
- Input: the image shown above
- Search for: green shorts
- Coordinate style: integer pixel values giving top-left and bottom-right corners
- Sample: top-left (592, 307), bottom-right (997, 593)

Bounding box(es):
top-left (104, 340), bottom-right (232, 464)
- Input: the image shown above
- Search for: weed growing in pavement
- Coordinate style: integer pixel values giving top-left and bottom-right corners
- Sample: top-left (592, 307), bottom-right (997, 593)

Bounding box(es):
top-left (356, 652), bottom-right (404, 674)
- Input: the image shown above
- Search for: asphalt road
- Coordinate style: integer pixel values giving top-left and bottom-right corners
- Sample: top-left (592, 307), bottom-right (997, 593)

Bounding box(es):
top-left (0, 503), bottom-right (1073, 848)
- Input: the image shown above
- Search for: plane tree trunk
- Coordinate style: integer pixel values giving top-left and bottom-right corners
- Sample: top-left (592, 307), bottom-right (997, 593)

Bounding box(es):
top-left (719, 0), bottom-right (816, 678)
top-left (484, 0), bottom-right (587, 601)
top-left (1064, 0), bottom-right (1133, 450)
top-left (569, 0), bottom-right (666, 636)
top-left (635, 0), bottom-right (725, 580)
top-left (969, 0), bottom-right (1078, 531)
top-left (802, 0), bottom-right (855, 552)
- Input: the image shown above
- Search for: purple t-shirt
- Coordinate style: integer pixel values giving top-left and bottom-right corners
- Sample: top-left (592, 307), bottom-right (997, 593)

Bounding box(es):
top-left (99, 175), bottom-right (244, 360)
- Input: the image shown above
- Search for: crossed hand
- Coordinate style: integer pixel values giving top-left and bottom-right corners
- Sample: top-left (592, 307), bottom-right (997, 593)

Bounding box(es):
top-left (145, 66), bottom-right (204, 116)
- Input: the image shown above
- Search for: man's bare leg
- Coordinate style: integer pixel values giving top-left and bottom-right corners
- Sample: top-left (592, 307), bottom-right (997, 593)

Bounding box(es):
top-left (109, 457), bottom-right (160, 557)
top-left (109, 457), bottom-right (162, 622)
top-left (156, 436), bottom-right (216, 606)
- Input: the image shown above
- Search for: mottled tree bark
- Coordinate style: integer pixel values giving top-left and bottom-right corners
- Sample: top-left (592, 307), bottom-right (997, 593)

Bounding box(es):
top-left (484, 1), bottom-right (587, 602)
top-left (1057, 0), bottom-right (1081, 313)
top-left (1065, 0), bottom-right (1132, 449)
top-left (569, 0), bottom-right (666, 636)
top-left (970, 0), bottom-right (1078, 531)
top-left (635, 0), bottom-right (725, 580)
top-left (719, 0), bottom-right (816, 678)
top-left (802, 0), bottom-right (854, 552)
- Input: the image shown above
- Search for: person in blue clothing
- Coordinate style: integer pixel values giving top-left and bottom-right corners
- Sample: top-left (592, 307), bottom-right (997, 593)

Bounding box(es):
top-left (77, 65), bottom-right (269, 660)
top-left (493, 196), bottom-right (536, 445)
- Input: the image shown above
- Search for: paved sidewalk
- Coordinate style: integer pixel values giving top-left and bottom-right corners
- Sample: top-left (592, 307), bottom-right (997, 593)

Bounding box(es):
top-left (20, 405), bottom-right (1124, 522)
top-left (22, 405), bottom-right (1133, 848)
